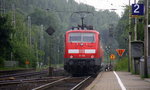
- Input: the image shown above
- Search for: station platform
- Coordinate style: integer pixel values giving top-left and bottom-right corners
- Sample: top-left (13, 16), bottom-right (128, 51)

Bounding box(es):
top-left (85, 71), bottom-right (150, 90)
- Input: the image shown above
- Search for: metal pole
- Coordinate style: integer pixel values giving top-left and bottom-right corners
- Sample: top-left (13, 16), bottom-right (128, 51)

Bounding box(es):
top-left (57, 37), bottom-right (60, 68)
top-left (107, 46), bottom-right (108, 65)
top-left (40, 25), bottom-right (44, 65)
top-left (134, 0), bottom-right (137, 41)
top-left (29, 17), bottom-right (32, 47)
top-left (0, 0), bottom-right (3, 16)
top-left (3, 0), bottom-right (5, 14)
top-left (28, 16), bottom-right (31, 47)
top-left (81, 17), bottom-right (84, 29)
top-left (36, 43), bottom-right (39, 70)
top-left (12, 4), bottom-right (16, 29)
top-left (144, 0), bottom-right (148, 78)
top-left (10, 4), bottom-right (16, 62)
top-left (128, 0), bottom-right (131, 72)
top-left (129, 32), bottom-right (132, 72)
top-left (134, 18), bottom-right (137, 40)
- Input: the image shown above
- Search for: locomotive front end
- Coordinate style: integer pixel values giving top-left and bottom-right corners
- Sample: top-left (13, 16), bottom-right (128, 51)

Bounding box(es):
top-left (64, 30), bottom-right (102, 75)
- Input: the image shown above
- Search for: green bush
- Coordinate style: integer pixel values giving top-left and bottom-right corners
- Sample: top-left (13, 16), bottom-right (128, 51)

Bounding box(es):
top-left (115, 57), bottom-right (128, 71)
top-left (0, 57), bottom-right (4, 68)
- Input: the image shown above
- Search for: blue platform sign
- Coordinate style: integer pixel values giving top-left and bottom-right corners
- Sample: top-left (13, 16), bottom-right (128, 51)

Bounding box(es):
top-left (132, 4), bottom-right (144, 15)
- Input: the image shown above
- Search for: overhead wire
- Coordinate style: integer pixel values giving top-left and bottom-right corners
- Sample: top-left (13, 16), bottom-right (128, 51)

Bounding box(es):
top-left (45, 0), bottom-right (124, 14)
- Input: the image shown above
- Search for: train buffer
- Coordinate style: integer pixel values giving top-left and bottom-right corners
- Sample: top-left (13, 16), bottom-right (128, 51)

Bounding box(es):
top-left (85, 71), bottom-right (150, 90)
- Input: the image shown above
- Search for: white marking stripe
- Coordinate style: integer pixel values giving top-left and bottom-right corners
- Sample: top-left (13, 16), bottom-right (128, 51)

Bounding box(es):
top-left (68, 49), bottom-right (95, 53)
top-left (113, 71), bottom-right (126, 90)
top-left (68, 49), bottom-right (79, 53)
top-left (85, 49), bottom-right (95, 53)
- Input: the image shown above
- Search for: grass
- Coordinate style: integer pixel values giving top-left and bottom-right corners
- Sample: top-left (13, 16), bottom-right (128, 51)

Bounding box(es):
top-left (0, 67), bottom-right (28, 71)
top-left (0, 64), bottom-right (64, 71)
top-left (48, 64), bottom-right (64, 68)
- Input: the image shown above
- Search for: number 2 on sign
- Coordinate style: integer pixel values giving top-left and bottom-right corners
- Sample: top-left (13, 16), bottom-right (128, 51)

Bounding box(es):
top-left (134, 4), bottom-right (140, 13)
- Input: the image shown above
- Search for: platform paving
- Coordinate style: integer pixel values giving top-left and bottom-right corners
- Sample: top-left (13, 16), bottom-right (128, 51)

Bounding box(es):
top-left (85, 71), bottom-right (150, 90)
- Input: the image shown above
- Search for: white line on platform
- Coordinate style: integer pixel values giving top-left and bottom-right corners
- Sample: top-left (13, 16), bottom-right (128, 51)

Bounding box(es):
top-left (113, 71), bottom-right (126, 90)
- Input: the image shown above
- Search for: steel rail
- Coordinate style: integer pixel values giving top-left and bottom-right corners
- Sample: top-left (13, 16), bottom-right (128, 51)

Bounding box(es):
top-left (70, 76), bottom-right (91, 90)
top-left (0, 77), bottom-right (63, 85)
top-left (0, 79), bottom-right (47, 85)
top-left (32, 77), bottom-right (70, 90)
top-left (0, 70), bottom-right (47, 79)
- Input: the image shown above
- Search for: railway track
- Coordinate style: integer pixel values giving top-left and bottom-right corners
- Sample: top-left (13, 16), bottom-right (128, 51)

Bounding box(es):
top-left (32, 76), bottom-right (91, 90)
top-left (0, 68), bottom-right (98, 90)
top-left (0, 77), bottom-right (65, 85)
top-left (0, 70), bottom-right (48, 80)
top-left (0, 68), bottom-right (35, 76)
top-left (0, 76), bottom-right (66, 90)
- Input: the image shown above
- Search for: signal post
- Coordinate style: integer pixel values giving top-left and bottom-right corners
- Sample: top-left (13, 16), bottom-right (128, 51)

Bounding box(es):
top-left (144, 0), bottom-right (149, 78)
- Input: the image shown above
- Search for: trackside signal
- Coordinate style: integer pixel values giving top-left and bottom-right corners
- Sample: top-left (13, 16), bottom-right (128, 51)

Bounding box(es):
top-left (110, 54), bottom-right (116, 60)
top-left (25, 60), bottom-right (30, 65)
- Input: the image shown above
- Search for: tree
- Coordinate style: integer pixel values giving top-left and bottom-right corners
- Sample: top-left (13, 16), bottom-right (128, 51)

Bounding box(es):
top-left (0, 15), bottom-right (13, 66)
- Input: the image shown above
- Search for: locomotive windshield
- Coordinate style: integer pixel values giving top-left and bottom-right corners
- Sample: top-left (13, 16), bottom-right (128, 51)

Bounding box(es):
top-left (69, 33), bottom-right (95, 42)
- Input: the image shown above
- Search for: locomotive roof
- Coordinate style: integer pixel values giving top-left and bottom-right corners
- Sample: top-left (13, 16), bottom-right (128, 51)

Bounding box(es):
top-left (66, 30), bottom-right (99, 34)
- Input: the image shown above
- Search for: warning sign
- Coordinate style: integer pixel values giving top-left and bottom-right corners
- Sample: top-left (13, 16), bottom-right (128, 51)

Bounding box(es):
top-left (110, 54), bottom-right (116, 60)
top-left (116, 49), bottom-right (125, 56)
top-left (25, 60), bottom-right (30, 65)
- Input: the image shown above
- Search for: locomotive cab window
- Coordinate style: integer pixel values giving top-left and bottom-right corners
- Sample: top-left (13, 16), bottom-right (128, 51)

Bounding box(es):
top-left (69, 33), bottom-right (95, 42)
top-left (82, 33), bottom-right (95, 42)
top-left (69, 33), bottom-right (81, 42)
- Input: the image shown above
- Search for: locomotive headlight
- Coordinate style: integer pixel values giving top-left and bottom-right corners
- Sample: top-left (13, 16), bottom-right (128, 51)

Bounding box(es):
top-left (91, 55), bottom-right (94, 58)
top-left (70, 55), bottom-right (73, 58)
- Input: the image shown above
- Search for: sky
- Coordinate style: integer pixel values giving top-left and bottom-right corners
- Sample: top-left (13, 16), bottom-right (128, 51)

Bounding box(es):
top-left (75, 0), bottom-right (139, 17)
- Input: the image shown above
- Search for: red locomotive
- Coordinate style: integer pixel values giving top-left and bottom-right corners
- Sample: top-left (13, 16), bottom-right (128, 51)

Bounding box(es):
top-left (64, 26), bottom-right (104, 75)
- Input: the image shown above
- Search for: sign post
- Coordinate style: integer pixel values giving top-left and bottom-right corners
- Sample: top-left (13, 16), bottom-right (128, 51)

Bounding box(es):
top-left (132, 4), bottom-right (144, 41)
top-left (45, 26), bottom-right (55, 76)
top-left (132, 4), bottom-right (144, 16)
